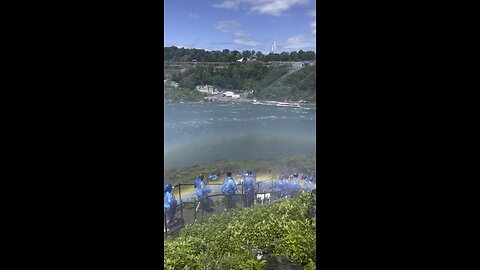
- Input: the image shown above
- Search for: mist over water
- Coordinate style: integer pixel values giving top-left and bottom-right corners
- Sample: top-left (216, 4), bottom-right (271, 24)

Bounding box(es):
top-left (164, 102), bottom-right (316, 169)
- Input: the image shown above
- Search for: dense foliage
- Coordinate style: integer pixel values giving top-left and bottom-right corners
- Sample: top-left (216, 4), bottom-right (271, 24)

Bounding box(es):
top-left (170, 62), bottom-right (290, 91)
top-left (164, 46), bottom-right (316, 62)
top-left (164, 85), bottom-right (205, 102)
top-left (164, 155), bottom-right (316, 186)
top-left (164, 192), bottom-right (316, 269)
top-left (251, 65), bottom-right (317, 102)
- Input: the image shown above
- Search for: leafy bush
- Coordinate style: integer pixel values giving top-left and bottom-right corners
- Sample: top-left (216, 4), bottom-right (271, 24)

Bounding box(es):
top-left (164, 85), bottom-right (204, 102)
top-left (164, 192), bottom-right (316, 269)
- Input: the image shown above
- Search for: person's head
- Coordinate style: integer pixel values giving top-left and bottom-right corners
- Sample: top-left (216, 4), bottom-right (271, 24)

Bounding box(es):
top-left (198, 174), bottom-right (204, 180)
top-left (247, 170), bottom-right (253, 176)
top-left (226, 172), bottom-right (232, 177)
top-left (293, 172), bottom-right (298, 178)
top-left (164, 184), bottom-right (173, 193)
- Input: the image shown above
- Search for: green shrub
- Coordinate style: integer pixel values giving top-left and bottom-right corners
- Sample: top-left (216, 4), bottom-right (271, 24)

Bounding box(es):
top-left (164, 192), bottom-right (316, 269)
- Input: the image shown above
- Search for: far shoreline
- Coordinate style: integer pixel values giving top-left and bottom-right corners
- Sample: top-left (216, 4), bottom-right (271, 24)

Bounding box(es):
top-left (164, 97), bottom-right (316, 105)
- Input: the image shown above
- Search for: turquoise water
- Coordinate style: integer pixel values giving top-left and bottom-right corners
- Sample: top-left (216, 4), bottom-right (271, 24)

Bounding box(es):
top-left (164, 102), bottom-right (316, 169)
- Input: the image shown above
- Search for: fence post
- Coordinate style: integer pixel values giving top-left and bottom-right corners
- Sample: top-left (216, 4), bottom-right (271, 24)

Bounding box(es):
top-left (225, 195), bottom-right (229, 211)
top-left (164, 209), bottom-right (168, 237)
top-left (194, 199), bottom-right (197, 221)
top-left (179, 184), bottom-right (183, 220)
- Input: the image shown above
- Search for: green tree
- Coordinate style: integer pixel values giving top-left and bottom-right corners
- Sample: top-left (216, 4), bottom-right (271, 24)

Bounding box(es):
top-left (289, 51), bottom-right (298, 61)
top-left (304, 51), bottom-right (316, 61)
top-left (280, 52), bottom-right (290, 61)
top-left (242, 50), bottom-right (252, 60)
top-left (255, 51), bottom-right (265, 61)
top-left (297, 50), bottom-right (305, 61)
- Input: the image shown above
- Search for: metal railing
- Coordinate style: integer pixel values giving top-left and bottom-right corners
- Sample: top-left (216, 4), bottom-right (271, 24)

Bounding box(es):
top-left (164, 180), bottom-right (282, 237)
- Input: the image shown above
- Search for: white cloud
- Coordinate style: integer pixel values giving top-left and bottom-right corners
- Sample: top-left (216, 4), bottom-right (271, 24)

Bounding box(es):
top-left (213, 0), bottom-right (309, 16)
top-left (213, 0), bottom-right (241, 9)
top-left (215, 21), bottom-right (247, 36)
top-left (284, 35), bottom-right (314, 49)
top-left (215, 20), bottom-right (262, 48)
top-left (307, 9), bottom-right (316, 35)
top-left (250, 0), bottom-right (309, 16)
top-left (188, 13), bottom-right (199, 19)
top-left (233, 39), bottom-right (260, 46)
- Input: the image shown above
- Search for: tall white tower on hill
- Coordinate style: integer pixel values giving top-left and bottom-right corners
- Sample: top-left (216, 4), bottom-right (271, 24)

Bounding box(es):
top-left (271, 41), bottom-right (276, 54)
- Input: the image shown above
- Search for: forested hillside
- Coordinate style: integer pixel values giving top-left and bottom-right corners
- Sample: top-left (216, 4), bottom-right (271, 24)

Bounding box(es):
top-left (170, 61), bottom-right (290, 91)
top-left (251, 65), bottom-right (316, 102)
top-left (166, 61), bottom-right (316, 102)
top-left (164, 85), bottom-right (204, 102)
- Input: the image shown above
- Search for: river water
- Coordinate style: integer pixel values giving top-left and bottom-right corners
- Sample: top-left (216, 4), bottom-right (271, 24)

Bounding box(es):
top-left (164, 102), bottom-right (316, 169)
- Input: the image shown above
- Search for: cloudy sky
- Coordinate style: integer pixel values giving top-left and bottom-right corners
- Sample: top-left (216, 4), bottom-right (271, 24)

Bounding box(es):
top-left (164, 0), bottom-right (316, 53)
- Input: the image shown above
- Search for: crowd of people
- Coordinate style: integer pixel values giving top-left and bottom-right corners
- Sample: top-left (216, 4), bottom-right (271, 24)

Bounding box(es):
top-left (164, 170), bottom-right (315, 232)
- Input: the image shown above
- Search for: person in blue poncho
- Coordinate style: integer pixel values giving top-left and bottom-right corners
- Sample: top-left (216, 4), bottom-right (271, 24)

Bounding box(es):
top-left (222, 172), bottom-right (238, 210)
top-left (243, 170), bottom-right (256, 207)
top-left (164, 184), bottom-right (177, 232)
top-left (290, 172), bottom-right (301, 197)
top-left (194, 175), bottom-right (212, 213)
top-left (302, 174), bottom-right (314, 192)
top-left (273, 179), bottom-right (286, 198)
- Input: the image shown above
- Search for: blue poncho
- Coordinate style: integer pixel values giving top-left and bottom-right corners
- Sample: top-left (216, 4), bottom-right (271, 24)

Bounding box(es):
top-left (222, 177), bottom-right (238, 195)
top-left (164, 191), bottom-right (177, 221)
top-left (273, 180), bottom-right (287, 198)
top-left (243, 176), bottom-right (256, 194)
top-left (194, 179), bottom-right (212, 197)
top-left (164, 191), bottom-right (177, 208)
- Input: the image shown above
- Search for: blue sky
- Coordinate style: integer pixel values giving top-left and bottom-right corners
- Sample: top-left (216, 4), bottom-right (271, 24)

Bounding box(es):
top-left (164, 0), bottom-right (316, 53)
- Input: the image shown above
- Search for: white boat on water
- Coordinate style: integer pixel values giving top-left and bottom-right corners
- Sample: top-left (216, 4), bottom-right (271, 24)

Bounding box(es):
top-left (275, 102), bottom-right (300, 108)
top-left (253, 99), bottom-right (302, 108)
top-left (252, 99), bottom-right (274, 106)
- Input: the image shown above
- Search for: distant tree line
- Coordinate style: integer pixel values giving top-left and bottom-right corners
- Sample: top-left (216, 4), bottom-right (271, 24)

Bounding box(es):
top-left (164, 46), bottom-right (316, 62)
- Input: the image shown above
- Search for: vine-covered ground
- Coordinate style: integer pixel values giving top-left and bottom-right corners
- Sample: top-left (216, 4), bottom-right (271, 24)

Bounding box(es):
top-left (164, 192), bottom-right (316, 269)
